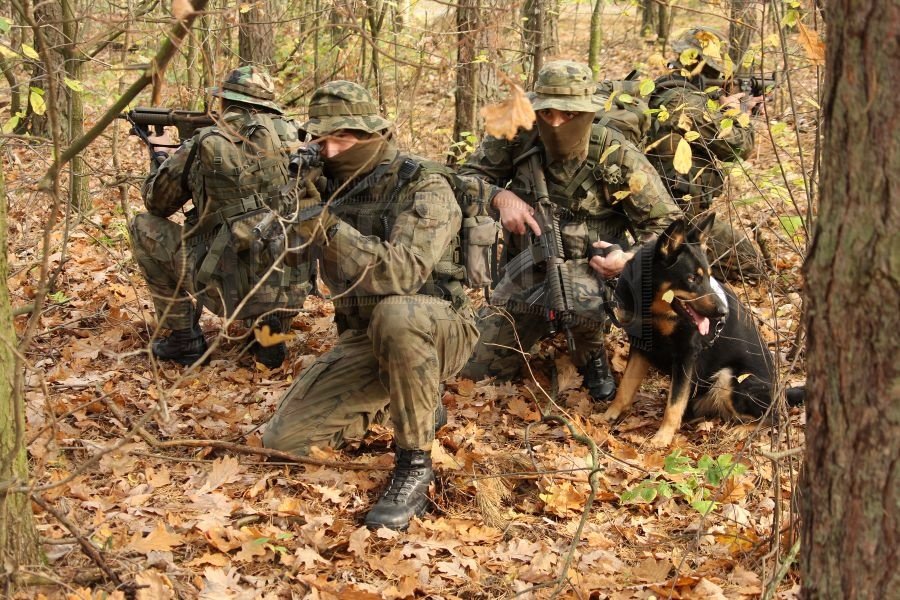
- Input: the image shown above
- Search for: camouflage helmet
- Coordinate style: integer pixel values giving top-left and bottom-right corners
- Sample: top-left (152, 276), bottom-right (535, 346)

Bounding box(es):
top-left (302, 81), bottom-right (393, 137)
top-left (208, 65), bottom-right (282, 113)
top-left (531, 60), bottom-right (601, 113)
top-left (672, 27), bottom-right (728, 72)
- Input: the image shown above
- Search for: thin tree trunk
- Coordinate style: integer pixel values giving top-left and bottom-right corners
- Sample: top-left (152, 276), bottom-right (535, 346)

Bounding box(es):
top-left (239, 0), bottom-right (275, 69)
top-left (800, 0), bottom-right (900, 595)
top-left (522, 0), bottom-right (558, 86)
top-left (454, 0), bottom-right (477, 146)
top-left (588, 0), bottom-right (603, 80)
top-left (60, 0), bottom-right (88, 213)
top-left (0, 154), bottom-right (41, 593)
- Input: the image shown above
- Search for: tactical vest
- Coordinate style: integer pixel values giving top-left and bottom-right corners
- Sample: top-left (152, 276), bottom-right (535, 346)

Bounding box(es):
top-left (505, 122), bottom-right (637, 261)
top-left (327, 154), bottom-right (468, 329)
top-left (184, 110), bottom-right (298, 318)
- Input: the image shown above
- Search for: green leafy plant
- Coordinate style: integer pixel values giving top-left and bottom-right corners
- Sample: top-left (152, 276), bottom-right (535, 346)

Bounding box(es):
top-left (620, 450), bottom-right (748, 516)
top-left (48, 291), bottom-right (72, 305)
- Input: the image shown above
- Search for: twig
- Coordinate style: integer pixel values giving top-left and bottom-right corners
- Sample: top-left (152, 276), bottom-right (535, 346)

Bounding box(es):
top-left (151, 439), bottom-right (391, 471)
top-left (762, 538), bottom-right (800, 600)
top-left (30, 494), bottom-right (126, 590)
top-left (760, 447), bottom-right (803, 461)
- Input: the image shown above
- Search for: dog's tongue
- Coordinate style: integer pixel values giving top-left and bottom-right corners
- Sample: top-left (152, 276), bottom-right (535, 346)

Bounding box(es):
top-left (684, 304), bottom-right (711, 335)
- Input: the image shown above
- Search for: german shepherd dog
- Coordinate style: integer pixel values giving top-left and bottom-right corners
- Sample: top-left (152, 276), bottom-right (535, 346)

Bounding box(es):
top-left (602, 215), bottom-right (803, 447)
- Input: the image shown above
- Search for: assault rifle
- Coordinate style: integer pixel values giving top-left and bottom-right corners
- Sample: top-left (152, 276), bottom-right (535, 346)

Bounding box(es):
top-left (119, 107), bottom-right (217, 166)
top-left (705, 73), bottom-right (780, 115)
top-left (524, 151), bottom-right (577, 353)
top-left (250, 143), bottom-right (325, 256)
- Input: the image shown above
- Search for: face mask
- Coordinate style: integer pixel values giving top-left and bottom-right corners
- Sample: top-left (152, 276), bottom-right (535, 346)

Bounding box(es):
top-left (323, 133), bottom-right (389, 181)
top-left (537, 111), bottom-right (594, 162)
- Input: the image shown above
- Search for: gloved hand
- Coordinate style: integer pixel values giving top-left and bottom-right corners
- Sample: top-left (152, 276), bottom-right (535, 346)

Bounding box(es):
top-left (294, 179), bottom-right (340, 244)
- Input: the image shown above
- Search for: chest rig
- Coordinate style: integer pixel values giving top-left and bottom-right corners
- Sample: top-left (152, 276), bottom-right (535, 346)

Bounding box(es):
top-left (327, 155), bottom-right (467, 328)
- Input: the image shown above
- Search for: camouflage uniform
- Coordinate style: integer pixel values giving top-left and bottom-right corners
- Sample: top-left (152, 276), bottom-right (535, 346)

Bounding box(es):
top-left (130, 66), bottom-right (310, 366)
top-left (643, 27), bottom-right (764, 280)
top-left (263, 81), bottom-right (478, 455)
top-left (263, 81), bottom-right (479, 530)
top-left (458, 61), bottom-right (682, 385)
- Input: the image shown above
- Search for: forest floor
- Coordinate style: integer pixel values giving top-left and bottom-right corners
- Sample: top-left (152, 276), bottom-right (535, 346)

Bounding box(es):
top-left (5, 1), bottom-right (819, 598)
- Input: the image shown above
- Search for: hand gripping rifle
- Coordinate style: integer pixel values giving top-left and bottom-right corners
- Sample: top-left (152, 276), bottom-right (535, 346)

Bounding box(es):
top-left (250, 143), bottom-right (325, 257)
top-left (526, 152), bottom-right (577, 353)
top-left (119, 107), bottom-right (217, 166)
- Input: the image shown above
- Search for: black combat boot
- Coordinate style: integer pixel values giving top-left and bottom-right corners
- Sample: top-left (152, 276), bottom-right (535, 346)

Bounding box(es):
top-left (364, 448), bottom-right (434, 530)
top-left (581, 350), bottom-right (617, 402)
top-left (434, 384), bottom-right (448, 432)
top-left (152, 324), bottom-right (208, 366)
top-left (250, 316), bottom-right (287, 369)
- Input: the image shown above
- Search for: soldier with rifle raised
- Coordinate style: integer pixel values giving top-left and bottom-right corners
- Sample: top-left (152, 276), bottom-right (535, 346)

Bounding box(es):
top-left (128, 65), bottom-right (312, 368)
top-left (458, 60), bottom-right (682, 402)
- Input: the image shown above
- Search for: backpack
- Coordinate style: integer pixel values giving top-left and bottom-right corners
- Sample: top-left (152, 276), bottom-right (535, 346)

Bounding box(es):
top-left (593, 80), bottom-right (652, 148)
top-left (186, 112), bottom-right (295, 318)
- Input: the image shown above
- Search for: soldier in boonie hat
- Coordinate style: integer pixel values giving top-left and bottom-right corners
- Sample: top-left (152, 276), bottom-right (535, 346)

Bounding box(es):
top-left (208, 65), bottom-right (283, 114)
top-left (531, 60), bottom-right (603, 113)
top-left (302, 80), bottom-right (393, 137)
top-left (671, 27), bottom-right (729, 75)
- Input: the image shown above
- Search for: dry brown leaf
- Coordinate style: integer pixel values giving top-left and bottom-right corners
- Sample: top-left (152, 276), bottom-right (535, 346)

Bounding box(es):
top-left (506, 396), bottom-right (541, 422)
top-left (135, 570), bottom-right (175, 600)
top-left (199, 455), bottom-right (243, 493)
top-left (797, 22), bottom-right (826, 64)
top-left (480, 74), bottom-right (536, 141)
top-left (186, 552), bottom-right (231, 568)
top-left (688, 577), bottom-right (727, 599)
top-left (145, 465), bottom-right (171, 488)
top-left (203, 527), bottom-right (243, 553)
top-left (632, 556), bottom-right (672, 583)
top-left (555, 356), bottom-right (583, 392)
top-left (199, 567), bottom-right (247, 600)
top-left (348, 526), bottom-right (370, 556)
top-left (128, 521), bottom-right (185, 553)
top-left (539, 481), bottom-right (589, 517)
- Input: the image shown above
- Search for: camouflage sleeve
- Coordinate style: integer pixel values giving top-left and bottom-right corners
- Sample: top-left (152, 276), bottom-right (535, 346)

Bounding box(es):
top-left (457, 133), bottom-right (517, 218)
top-left (608, 143), bottom-right (683, 248)
top-left (141, 138), bottom-right (194, 218)
top-left (322, 173), bottom-right (461, 295)
top-left (664, 89), bottom-right (754, 161)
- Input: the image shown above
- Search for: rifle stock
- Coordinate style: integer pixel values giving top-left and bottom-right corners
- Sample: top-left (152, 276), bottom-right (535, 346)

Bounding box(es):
top-left (119, 107), bottom-right (217, 166)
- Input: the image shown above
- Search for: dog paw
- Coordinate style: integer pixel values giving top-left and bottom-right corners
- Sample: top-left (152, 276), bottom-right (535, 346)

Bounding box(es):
top-left (602, 407), bottom-right (622, 422)
top-left (649, 431), bottom-right (674, 448)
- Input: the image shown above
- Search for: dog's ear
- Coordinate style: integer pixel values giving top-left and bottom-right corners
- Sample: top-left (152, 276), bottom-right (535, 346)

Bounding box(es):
top-left (693, 213), bottom-right (716, 247)
top-left (657, 219), bottom-right (686, 260)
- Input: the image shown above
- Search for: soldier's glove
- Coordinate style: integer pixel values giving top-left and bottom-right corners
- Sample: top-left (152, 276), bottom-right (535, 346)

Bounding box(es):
top-left (294, 179), bottom-right (340, 244)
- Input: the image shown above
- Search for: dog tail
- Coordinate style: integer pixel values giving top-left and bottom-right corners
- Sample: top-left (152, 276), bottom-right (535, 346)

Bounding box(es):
top-left (785, 386), bottom-right (806, 406)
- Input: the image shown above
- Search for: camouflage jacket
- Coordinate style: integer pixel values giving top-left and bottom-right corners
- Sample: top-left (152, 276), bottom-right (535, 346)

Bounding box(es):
top-left (458, 124), bottom-right (682, 259)
top-left (319, 144), bottom-right (467, 325)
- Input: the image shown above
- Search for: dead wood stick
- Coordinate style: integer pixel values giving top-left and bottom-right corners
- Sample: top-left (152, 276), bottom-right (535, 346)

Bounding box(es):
top-left (151, 439), bottom-right (391, 471)
top-left (31, 493), bottom-right (126, 590)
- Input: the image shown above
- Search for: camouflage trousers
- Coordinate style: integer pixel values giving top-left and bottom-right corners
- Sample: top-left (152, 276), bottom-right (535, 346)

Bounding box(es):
top-left (129, 212), bottom-right (309, 331)
top-left (263, 295), bottom-right (479, 454)
top-left (461, 258), bottom-right (609, 381)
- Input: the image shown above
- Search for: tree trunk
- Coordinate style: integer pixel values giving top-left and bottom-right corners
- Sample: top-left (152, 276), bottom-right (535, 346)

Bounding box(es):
top-left (588, 0), bottom-right (603, 80)
top-left (239, 0), bottom-right (275, 69)
top-left (453, 0), bottom-right (501, 163)
top-left (0, 154), bottom-right (41, 592)
top-left (521, 0), bottom-right (558, 86)
top-left (60, 0), bottom-right (89, 214)
top-left (800, 0), bottom-right (900, 595)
